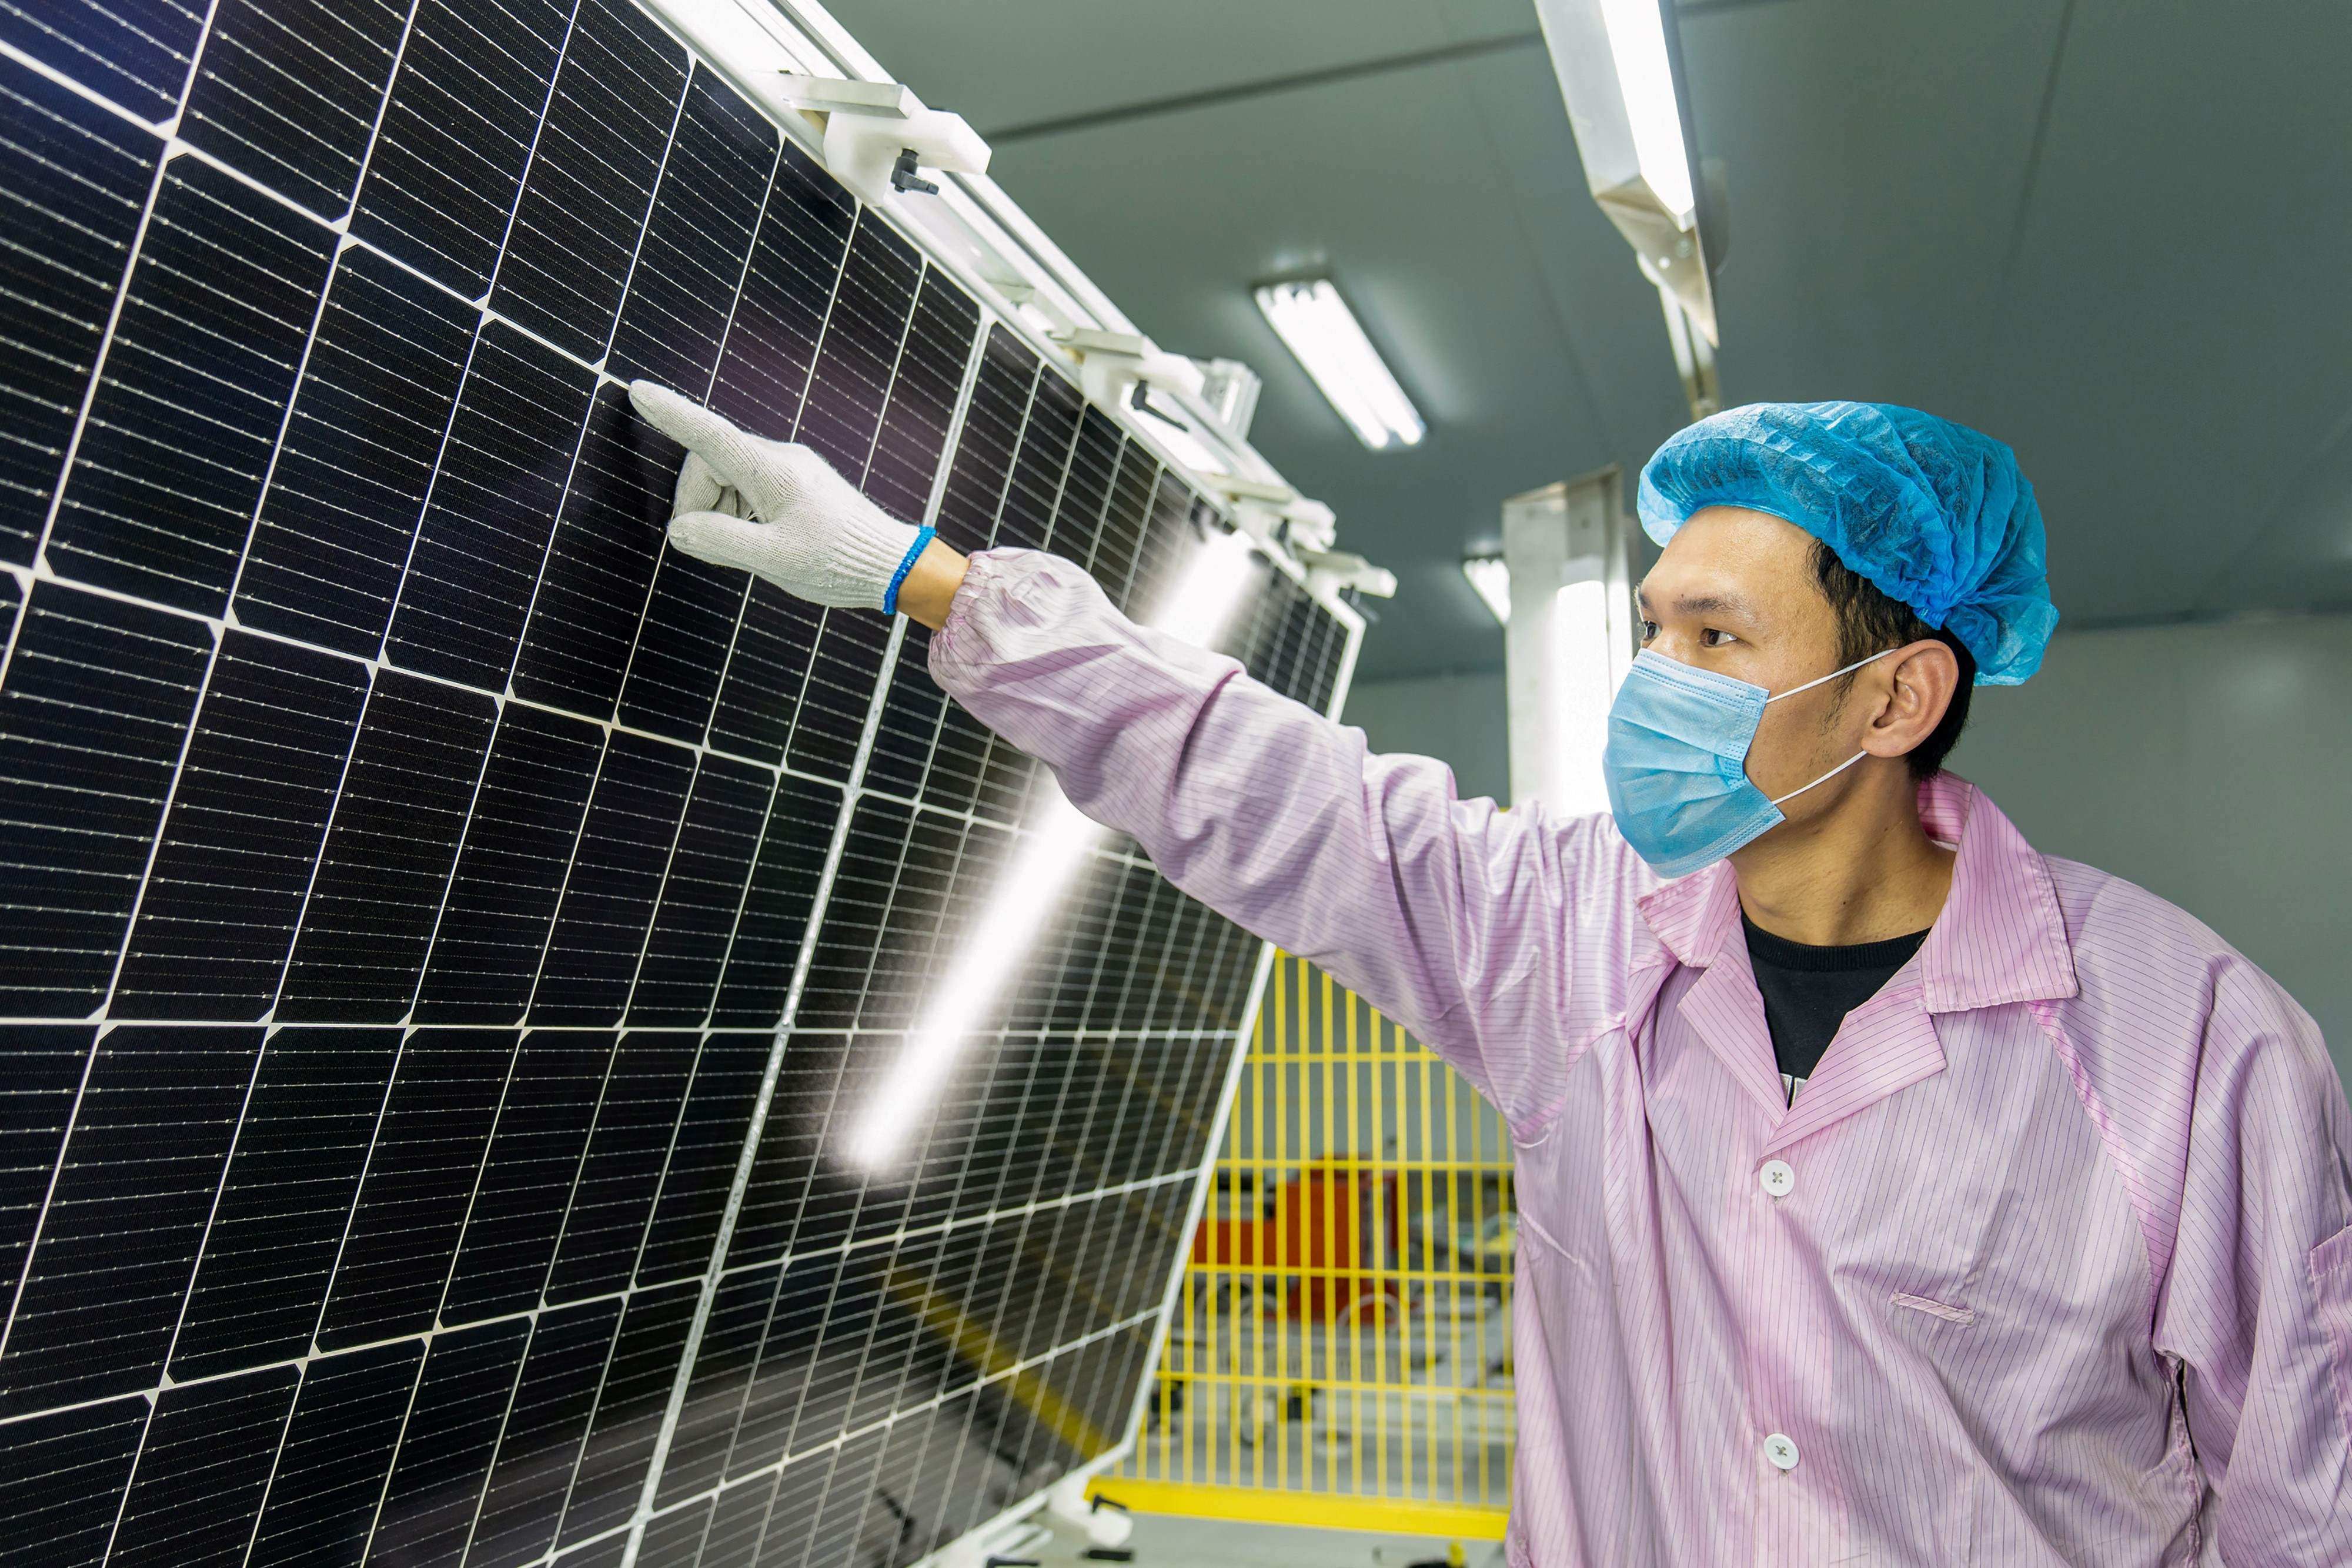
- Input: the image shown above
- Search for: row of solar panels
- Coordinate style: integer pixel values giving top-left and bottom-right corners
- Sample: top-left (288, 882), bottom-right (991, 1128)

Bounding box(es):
top-left (0, 0), bottom-right (1358, 1564)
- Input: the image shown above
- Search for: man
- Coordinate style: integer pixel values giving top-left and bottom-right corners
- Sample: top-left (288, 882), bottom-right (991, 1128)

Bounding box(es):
top-left (630, 385), bottom-right (2352, 1564)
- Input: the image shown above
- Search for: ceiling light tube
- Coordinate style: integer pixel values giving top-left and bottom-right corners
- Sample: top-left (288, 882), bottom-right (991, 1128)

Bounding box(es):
top-left (1252, 280), bottom-right (1425, 451)
top-left (1533, 0), bottom-right (1719, 349)
top-left (1596, 0), bottom-right (1695, 223)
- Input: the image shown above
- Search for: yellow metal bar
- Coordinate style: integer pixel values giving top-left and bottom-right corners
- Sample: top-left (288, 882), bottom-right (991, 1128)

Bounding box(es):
top-left (1214, 1154), bottom-right (1513, 1173)
top-left (1318, 958), bottom-right (1335, 1497)
top-left (1095, 1479), bottom-right (1508, 1540)
top-left (1144, 1368), bottom-right (1511, 1396)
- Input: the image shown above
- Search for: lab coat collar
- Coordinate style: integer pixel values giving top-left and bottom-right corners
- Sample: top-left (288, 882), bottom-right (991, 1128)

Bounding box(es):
top-left (1633, 771), bottom-right (2079, 1015)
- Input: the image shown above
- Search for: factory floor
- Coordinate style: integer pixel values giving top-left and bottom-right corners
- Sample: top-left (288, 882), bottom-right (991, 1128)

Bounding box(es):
top-left (1029, 1512), bottom-right (1508, 1568)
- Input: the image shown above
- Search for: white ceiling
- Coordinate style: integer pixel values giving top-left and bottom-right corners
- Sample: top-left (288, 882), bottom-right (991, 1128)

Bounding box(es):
top-left (823, 0), bottom-right (2352, 682)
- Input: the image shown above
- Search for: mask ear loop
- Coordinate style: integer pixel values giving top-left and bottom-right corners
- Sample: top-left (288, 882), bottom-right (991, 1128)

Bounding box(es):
top-left (1768, 746), bottom-right (1872, 807)
top-left (1759, 646), bottom-right (1904, 807)
top-left (1762, 645), bottom-right (1903, 706)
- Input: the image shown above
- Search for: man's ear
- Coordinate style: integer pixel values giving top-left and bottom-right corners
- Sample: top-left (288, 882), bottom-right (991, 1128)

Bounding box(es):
top-left (1867, 640), bottom-right (1960, 758)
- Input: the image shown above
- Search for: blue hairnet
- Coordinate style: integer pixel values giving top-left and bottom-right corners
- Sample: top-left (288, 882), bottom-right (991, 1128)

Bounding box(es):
top-left (1636, 402), bottom-right (2058, 685)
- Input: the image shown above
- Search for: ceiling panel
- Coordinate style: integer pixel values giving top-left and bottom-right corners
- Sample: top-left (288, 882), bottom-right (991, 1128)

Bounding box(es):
top-left (834, 0), bottom-right (2352, 680)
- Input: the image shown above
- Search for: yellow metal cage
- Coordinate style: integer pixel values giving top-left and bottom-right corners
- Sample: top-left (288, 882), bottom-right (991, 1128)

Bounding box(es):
top-left (1102, 954), bottom-right (1516, 1539)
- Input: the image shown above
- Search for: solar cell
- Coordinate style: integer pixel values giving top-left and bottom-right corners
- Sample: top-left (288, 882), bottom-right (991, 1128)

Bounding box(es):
top-left (0, 59), bottom-right (156, 564)
top-left (113, 634), bottom-right (372, 1019)
top-left (176, 0), bottom-right (406, 218)
top-left (349, 0), bottom-right (571, 296)
top-left (0, 1396), bottom-right (147, 1566)
top-left (383, 320), bottom-right (599, 687)
top-left (0, 1025), bottom-right (259, 1413)
top-left (245, 1339), bottom-right (422, 1566)
top-left (229, 245), bottom-right (479, 656)
top-left (607, 73), bottom-right (779, 396)
top-left (109, 1365), bottom-right (298, 1566)
top-left (0, 585), bottom-right (213, 1014)
top-left (417, 703), bottom-right (607, 1021)
top-left (487, 0), bottom-right (687, 362)
top-left (312, 1027), bottom-right (512, 1349)
top-left (469, 1298), bottom-right (626, 1568)
top-left (630, 757), bottom-right (771, 1022)
top-left (513, 383), bottom-right (687, 716)
top-left (45, 152), bottom-right (337, 613)
top-left (372, 1314), bottom-right (534, 1562)
top-left (0, 1027), bottom-right (86, 1310)
top-left (168, 1027), bottom-right (402, 1378)
top-left (0, 0), bottom-right (205, 123)
top-left (633, 1032), bottom-right (767, 1283)
top-left (0, 1), bottom-right (1362, 1561)
top-left (274, 671), bottom-right (500, 1021)
top-left (441, 1032), bottom-right (612, 1319)
top-left (532, 735), bottom-right (699, 1023)
top-left (544, 1031), bottom-right (696, 1301)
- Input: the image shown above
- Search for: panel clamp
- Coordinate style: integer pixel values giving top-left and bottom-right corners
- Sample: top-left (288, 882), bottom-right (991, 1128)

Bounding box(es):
top-left (776, 74), bottom-right (990, 206)
top-left (1052, 327), bottom-right (1206, 413)
top-left (1205, 474), bottom-right (1341, 556)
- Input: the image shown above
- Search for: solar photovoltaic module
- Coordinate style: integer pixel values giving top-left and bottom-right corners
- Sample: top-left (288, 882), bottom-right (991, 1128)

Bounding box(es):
top-left (0, 4), bottom-right (1361, 1566)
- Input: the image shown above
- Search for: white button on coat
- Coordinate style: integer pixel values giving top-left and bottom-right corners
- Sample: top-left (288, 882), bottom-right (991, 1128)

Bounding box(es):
top-left (1759, 1159), bottom-right (1796, 1198)
top-left (1765, 1432), bottom-right (1800, 1471)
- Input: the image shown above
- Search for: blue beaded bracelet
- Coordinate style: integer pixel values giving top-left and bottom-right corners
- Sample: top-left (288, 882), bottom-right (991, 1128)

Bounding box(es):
top-left (881, 524), bottom-right (936, 617)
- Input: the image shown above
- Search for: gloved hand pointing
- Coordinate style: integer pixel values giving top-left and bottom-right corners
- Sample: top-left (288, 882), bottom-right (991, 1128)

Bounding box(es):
top-left (627, 381), bottom-right (935, 614)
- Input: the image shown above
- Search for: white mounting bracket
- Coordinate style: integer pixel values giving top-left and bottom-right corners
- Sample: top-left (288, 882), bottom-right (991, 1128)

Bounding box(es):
top-left (1207, 474), bottom-right (1339, 556)
top-left (1206, 473), bottom-right (1293, 506)
top-left (1045, 1476), bottom-right (1134, 1547)
top-left (1299, 547), bottom-right (1398, 600)
top-left (1054, 327), bottom-right (1207, 411)
top-left (776, 73), bottom-right (990, 207)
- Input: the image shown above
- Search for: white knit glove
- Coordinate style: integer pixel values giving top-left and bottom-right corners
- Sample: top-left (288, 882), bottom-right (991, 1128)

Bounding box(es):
top-left (627, 381), bottom-right (930, 613)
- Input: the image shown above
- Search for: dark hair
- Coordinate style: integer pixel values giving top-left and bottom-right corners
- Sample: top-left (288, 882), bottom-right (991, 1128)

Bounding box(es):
top-left (1809, 538), bottom-right (1975, 781)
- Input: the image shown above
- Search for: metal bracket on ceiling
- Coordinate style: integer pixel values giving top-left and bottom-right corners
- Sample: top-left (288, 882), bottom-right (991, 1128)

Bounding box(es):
top-left (774, 73), bottom-right (990, 206)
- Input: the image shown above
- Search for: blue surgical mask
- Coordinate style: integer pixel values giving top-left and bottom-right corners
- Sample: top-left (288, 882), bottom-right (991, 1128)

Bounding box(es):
top-left (1602, 646), bottom-right (1899, 878)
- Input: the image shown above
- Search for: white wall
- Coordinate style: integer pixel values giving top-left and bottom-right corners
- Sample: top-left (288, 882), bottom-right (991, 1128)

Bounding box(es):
top-left (1342, 614), bottom-right (2352, 1080)
top-left (1341, 671), bottom-right (1512, 805)
top-left (1949, 611), bottom-right (2351, 1077)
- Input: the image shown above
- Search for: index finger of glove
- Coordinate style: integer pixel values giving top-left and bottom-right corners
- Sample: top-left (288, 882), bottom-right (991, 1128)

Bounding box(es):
top-left (630, 381), bottom-right (762, 490)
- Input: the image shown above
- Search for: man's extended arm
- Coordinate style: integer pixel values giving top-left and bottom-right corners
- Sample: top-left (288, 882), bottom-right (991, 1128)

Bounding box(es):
top-left (629, 383), bottom-right (1628, 1126)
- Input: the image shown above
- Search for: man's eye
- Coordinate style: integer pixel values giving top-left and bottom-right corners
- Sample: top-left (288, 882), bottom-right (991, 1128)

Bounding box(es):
top-left (1639, 619), bottom-right (1659, 642)
top-left (1700, 628), bottom-right (1738, 648)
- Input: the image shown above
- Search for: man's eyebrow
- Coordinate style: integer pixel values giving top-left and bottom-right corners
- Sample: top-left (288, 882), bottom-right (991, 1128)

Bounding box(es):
top-left (1634, 584), bottom-right (1764, 621)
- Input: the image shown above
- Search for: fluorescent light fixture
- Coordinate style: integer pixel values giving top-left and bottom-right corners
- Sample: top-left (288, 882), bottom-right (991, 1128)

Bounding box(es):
top-left (1462, 556), bottom-right (1511, 627)
top-left (1252, 280), bottom-right (1424, 451)
top-left (843, 526), bottom-right (1261, 1172)
top-left (1532, 0), bottom-right (1718, 351)
top-left (1596, 0), bottom-right (1695, 223)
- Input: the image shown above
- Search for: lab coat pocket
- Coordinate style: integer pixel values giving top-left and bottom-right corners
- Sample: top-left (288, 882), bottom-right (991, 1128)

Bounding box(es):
top-left (1890, 1290), bottom-right (1976, 1327)
top-left (2311, 1219), bottom-right (2352, 1449)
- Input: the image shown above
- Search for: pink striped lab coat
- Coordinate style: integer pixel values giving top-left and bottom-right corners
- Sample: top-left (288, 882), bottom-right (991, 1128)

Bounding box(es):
top-left (929, 550), bottom-right (2352, 1566)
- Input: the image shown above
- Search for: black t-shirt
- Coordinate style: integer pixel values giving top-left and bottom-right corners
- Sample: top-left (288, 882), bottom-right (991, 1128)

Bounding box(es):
top-left (1740, 911), bottom-right (1931, 1105)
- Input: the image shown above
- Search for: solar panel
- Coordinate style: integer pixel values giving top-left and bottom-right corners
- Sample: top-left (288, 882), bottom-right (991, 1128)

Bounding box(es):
top-left (0, 3), bottom-right (1362, 1564)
